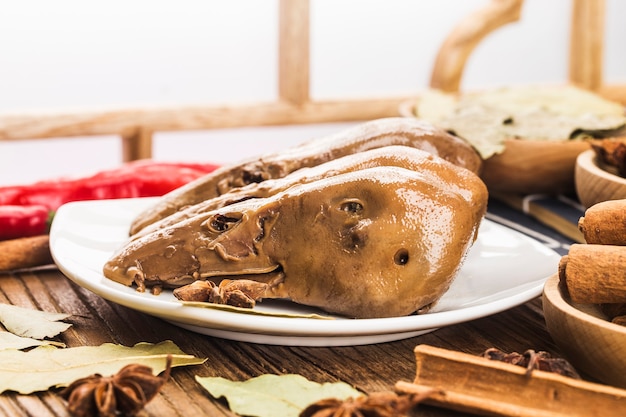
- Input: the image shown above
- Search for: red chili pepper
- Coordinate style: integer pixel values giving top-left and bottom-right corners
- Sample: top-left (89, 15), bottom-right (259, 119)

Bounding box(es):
top-left (0, 160), bottom-right (220, 241)
top-left (0, 205), bottom-right (52, 241)
top-left (0, 160), bottom-right (220, 210)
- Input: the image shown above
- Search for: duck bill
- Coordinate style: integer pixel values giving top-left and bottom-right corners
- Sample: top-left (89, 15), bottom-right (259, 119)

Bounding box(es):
top-left (103, 199), bottom-right (282, 292)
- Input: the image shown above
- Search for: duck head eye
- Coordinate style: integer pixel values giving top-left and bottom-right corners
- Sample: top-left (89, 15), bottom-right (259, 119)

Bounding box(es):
top-left (394, 248), bottom-right (409, 265)
top-left (340, 199), bottom-right (364, 214)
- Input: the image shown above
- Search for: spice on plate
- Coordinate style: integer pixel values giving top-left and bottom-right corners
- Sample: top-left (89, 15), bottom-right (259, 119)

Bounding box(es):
top-left (173, 279), bottom-right (269, 308)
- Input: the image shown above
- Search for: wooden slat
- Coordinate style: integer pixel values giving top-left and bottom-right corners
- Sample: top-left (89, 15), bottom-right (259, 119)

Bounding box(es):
top-left (569, 0), bottom-right (605, 90)
top-left (121, 127), bottom-right (153, 161)
top-left (278, 0), bottom-right (310, 105)
top-left (429, 0), bottom-right (524, 92)
top-left (0, 97), bottom-right (413, 142)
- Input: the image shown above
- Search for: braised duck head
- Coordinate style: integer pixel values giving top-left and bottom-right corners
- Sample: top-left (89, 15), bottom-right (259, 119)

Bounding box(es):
top-left (103, 163), bottom-right (487, 318)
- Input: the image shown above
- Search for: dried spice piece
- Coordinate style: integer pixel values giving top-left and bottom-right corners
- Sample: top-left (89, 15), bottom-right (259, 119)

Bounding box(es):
top-left (172, 280), bottom-right (213, 302)
top-left (590, 138), bottom-right (626, 177)
top-left (173, 279), bottom-right (268, 308)
top-left (0, 235), bottom-right (54, 271)
top-left (481, 348), bottom-right (580, 379)
top-left (396, 345), bottom-right (626, 417)
top-left (59, 354), bottom-right (172, 417)
top-left (601, 303), bottom-right (626, 326)
top-left (578, 199), bottom-right (626, 246)
top-left (151, 285), bottom-right (163, 296)
top-left (612, 315), bottom-right (626, 326)
top-left (559, 244), bottom-right (626, 304)
top-left (299, 391), bottom-right (433, 417)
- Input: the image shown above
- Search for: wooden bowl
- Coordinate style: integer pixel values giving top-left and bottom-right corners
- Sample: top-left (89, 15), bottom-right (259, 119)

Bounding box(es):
top-left (480, 139), bottom-right (589, 195)
top-left (575, 149), bottom-right (626, 208)
top-left (542, 274), bottom-right (626, 388)
top-left (399, 100), bottom-right (590, 195)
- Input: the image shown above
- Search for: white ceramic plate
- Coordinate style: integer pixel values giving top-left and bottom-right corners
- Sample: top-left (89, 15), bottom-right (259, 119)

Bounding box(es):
top-left (50, 198), bottom-right (561, 346)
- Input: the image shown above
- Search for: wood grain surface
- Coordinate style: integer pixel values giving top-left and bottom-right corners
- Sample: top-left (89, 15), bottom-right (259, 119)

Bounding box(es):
top-left (0, 267), bottom-right (566, 417)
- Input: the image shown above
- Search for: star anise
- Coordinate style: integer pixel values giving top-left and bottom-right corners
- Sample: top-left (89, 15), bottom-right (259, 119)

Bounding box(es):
top-left (59, 354), bottom-right (172, 417)
top-left (482, 348), bottom-right (580, 379)
top-left (299, 391), bottom-right (432, 417)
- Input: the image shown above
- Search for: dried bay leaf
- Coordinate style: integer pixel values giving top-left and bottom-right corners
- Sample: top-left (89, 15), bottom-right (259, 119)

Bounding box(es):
top-left (416, 85), bottom-right (626, 159)
top-left (0, 303), bottom-right (71, 339)
top-left (0, 331), bottom-right (65, 350)
top-left (0, 340), bottom-right (205, 394)
top-left (196, 373), bottom-right (362, 417)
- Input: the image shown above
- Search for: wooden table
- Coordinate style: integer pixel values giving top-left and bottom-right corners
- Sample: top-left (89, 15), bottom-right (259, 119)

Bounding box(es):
top-left (0, 198), bottom-right (577, 417)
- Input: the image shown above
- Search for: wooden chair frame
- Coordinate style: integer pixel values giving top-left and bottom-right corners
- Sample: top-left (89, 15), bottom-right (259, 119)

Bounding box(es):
top-left (0, 0), bottom-right (623, 162)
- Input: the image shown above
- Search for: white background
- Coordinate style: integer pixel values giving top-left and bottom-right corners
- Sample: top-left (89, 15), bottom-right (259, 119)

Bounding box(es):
top-left (1, 0), bottom-right (625, 185)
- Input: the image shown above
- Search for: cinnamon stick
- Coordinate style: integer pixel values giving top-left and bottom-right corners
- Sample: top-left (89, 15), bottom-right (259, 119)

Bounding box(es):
top-left (0, 235), bottom-right (54, 271)
top-left (578, 199), bottom-right (626, 245)
top-left (395, 344), bottom-right (626, 417)
top-left (559, 243), bottom-right (626, 304)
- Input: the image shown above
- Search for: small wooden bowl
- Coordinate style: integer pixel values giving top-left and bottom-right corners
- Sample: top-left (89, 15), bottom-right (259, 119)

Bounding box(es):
top-left (399, 100), bottom-right (590, 195)
top-left (542, 274), bottom-right (626, 388)
top-left (575, 149), bottom-right (626, 208)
